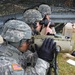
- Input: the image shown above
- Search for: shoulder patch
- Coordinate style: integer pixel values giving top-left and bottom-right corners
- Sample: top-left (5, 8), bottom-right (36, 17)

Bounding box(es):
top-left (12, 64), bottom-right (23, 71)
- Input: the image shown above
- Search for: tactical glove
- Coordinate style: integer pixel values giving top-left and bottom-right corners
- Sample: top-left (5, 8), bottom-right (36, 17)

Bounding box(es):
top-left (35, 38), bottom-right (56, 62)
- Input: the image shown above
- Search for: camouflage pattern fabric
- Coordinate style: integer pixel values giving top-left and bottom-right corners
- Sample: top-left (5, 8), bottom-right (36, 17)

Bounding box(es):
top-left (38, 4), bottom-right (51, 17)
top-left (0, 44), bottom-right (23, 66)
top-left (0, 44), bottom-right (37, 68)
top-left (0, 19), bottom-right (50, 75)
top-left (0, 44), bottom-right (49, 75)
top-left (19, 50), bottom-right (38, 69)
top-left (0, 56), bottom-right (25, 75)
top-left (1, 20), bottom-right (32, 42)
top-left (25, 58), bottom-right (49, 75)
top-left (23, 9), bottom-right (42, 25)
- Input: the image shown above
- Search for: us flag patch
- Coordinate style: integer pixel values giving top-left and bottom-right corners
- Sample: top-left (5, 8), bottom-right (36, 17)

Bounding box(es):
top-left (12, 64), bottom-right (23, 71)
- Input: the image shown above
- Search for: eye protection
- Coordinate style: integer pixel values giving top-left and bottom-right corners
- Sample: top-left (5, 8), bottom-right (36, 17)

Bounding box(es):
top-left (20, 37), bottom-right (34, 45)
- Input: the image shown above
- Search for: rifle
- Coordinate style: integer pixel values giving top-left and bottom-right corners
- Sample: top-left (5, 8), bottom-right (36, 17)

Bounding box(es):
top-left (30, 35), bottom-right (73, 53)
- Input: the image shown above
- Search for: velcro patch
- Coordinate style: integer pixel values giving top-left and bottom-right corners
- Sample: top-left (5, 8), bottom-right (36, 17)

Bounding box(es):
top-left (12, 64), bottom-right (22, 71)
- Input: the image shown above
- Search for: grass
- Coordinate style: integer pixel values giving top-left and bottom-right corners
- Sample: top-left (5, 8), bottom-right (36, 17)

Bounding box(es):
top-left (57, 32), bottom-right (75, 75)
top-left (57, 53), bottom-right (75, 75)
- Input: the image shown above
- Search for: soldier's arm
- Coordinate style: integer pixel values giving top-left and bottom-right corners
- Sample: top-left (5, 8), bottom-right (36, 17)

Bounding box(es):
top-left (25, 38), bottom-right (56, 75)
top-left (25, 58), bottom-right (49, 75)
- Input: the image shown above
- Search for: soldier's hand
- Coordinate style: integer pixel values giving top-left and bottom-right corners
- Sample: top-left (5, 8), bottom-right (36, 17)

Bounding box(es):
top-left (35, 38), bottom-right (56, 62)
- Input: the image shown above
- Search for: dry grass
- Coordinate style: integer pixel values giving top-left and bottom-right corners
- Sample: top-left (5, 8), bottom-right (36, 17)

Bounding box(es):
top-left (57, 53), bottom-right (75, 75)
top-left (57, 32), bottom-right (75, 75)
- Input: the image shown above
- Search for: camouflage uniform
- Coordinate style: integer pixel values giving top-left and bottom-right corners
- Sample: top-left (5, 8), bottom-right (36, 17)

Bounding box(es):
top-left (0, 20), bottom-right (50, 75)
top-left (23, 9), bottom-right (43, 35)
top-left (38, 4), bottom-right (56, 35)
top-left (0, 56), bottom-right (25, 75)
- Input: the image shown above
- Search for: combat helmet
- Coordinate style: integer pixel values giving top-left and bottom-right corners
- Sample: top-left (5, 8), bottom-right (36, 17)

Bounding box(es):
top-left (38, 4), bottom-right (51, 17)
top-left (23, 9), bottom-right (42, 25)
top-left (1, 20), bottom-right (32, 42)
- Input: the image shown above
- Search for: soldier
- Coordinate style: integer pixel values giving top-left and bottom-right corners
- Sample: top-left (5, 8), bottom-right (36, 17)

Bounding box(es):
top-left (38, 4), bottom-right (56, 35)
top-left (23, 9), bottom-right (43, 35)
top-left (0, 19), bottom-right (57, 75)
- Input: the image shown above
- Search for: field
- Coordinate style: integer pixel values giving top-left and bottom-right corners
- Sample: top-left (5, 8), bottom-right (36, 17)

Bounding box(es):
top-left (57, 32), bottom-right (75, 75)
